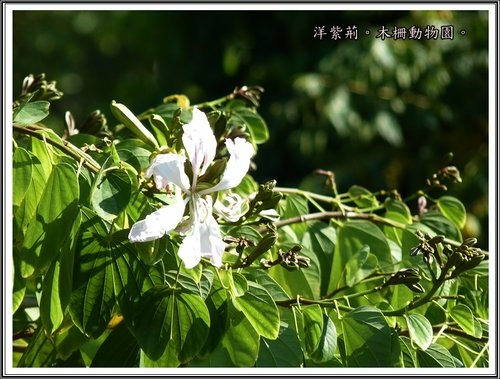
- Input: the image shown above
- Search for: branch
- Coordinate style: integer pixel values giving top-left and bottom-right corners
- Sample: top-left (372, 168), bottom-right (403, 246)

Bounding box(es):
top-left (13, 125), bottom-right (101, 174)
top-left (258, 211), bottom-right (406, 234)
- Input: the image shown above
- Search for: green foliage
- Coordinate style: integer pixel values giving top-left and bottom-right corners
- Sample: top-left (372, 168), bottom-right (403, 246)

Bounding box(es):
top-left (11, 75), bottom-right (489, 369)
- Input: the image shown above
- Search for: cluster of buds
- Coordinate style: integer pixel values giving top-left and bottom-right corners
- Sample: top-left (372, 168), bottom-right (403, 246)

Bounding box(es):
top-left (385, 267), bottom-right (424, 293)
top-left (410, 230), bottom-right (445, 266)
top-left (426, 166), bottom-right (462, 190)
top-left (261, 245), bottom-right (311, 270)
top-left (443, 238), bottom-right (485, 278)
top-left (16, 73), bottom-right (64, 105)
top-left (410, 231), bottom-right (485, 280)
top-left (231, 85), bottom-right (265, 107)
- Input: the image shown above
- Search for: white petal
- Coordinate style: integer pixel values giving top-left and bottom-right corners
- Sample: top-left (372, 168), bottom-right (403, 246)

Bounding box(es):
top-left (177, 215), bottom-right (225, 269)
top-left (182, 108), bottom-right (217, 179)
top-left (200, 137), bottom-right (254, 194)
top-left (152, 174), bottom-right (169, 191)
top-left (146, 153), bottom-right (190, 192)
top-left (128, 200), bottom-right (186, 243)
top-left (214, 192), bottom-right (247, 222)
top-left (177, 224), bottom-right (202, 269)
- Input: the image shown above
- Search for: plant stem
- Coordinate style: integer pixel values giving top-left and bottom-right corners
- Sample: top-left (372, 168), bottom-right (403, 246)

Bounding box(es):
top-left (383, 270), bottom-right (448, 316)
top-left (259, 210), bottom-right (407, 234)
top-left (14, 125), bottom-right (101, 173)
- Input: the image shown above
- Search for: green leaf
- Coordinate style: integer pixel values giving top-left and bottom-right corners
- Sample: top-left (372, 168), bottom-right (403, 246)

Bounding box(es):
top-left (420, 211), bottom-right (462, 242)
top-left (405, 313), bottom-right (433, 351)
top-left (17, 327), bottom-right (57, 367)
top-left (148, 114), bottom-right (169, 147)
top-left (232, 282), bottom-right (280, 340)
top-left (383, 198), bottom-right (413, 245)
top-left (12, 258), bottom-right (26, 313)
top-left (91, 167), bottom-right (133, 220)
top-left (344, 245), bottom-right (379, 287)
top-left (110, 231), bottom-right (163, 311)
top-left (117, 145), bottom-right (152, 173)
top-left (39, 260), bottom-right (65, 335)
top-left (450, 304), bottom-right (476, 336)
top-left (69, 234), bottom-right (115, 338)
top-left (229, 106), bottom-right (269, 145)
top-left (40, 211), bottom-right (81, 335)
top-left (192, 301), bottom-right (260, 367)
top-left (14, 153), bottom-right (49, 233)
top-left (219, 269), bottom-right (248, 299)
top-left (302, 305), bottom-right (337, 363)
top-left (385, 198), bottom-right (412, 224)
top-left (341, 306), bottom-right (401, 367)
top-left (301, 221), bottom-right (336, 295)
top-left (140, 341), bottom-right (180, 368)
top-left (348, 185), bottom-right (379, 208)
top-left (329, 220), bottom-right (391, 292)
top-left (130, 286), bottom-right (210, 362)
top-left (13, 100), bottom-right (50, 126)
top-left (437, 195), bottom-right (467, 229)
top-left (256, 308), bottom-right (303, 367)
top-left (218, 304), bottom-right (261, 367)
top-left (302, 304), bottom-right (323, 356)
top-left (281, 194), bottom-right (309, 238)
top-left (13, 147), bottom-right (33, 208)
top-left (53, 320), bottom-right (89, 361)
top-left (91, 322), bottom-right (139, 367)
top-left (399, 336), bottom-right (417, 368)
top-left (269, 243), bottom-right (321, 300)
top-left (21, 163), bottom-right (79, 278)
top-left (243, 268), bottom-right (290, 302)
top-left (416, 343), bottom-right (457, 367)
top-left (310, 314), bottom-right (337, 363)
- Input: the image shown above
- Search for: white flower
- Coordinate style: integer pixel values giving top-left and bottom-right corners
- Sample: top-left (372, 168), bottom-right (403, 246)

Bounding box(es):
top-left (128, 108), bottom-right (254, 269)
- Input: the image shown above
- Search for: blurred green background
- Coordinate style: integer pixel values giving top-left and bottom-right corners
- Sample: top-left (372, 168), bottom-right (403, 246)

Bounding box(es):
top-left (12, 10), bottom-right (489, 246)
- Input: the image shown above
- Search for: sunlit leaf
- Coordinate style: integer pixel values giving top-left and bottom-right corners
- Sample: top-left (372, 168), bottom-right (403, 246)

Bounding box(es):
top-left (329, 220), bottom-right (391, 292)
top-left (228, 106), bottom-right (269, 145)
top-left (256, 308), bottom-right (303, 367)
top-left (405, 313), bottom-right (433, 351)
top-left (302, 305), bottom-right (337, 363)
top-left (91, 167), bottom-right (133, 221)
top-left (399, 336), bottom-right (417, 368)
top-left (13, 100), bottom-right (50, 126)
top-left (130, 286), bottom-right (210, 362)
top-left (13, 147), bottom-right (33, 208)
top-left (344, 245), bottom-right (379, 287)
top-left (437, 196), bottom-right (466, 230)
top-left (301, 221), bottom-right (336, 295)
top-left (341, 306), bottom-right (401, 367)
top-left (416, 342), bottom-right (457, 367)
top-left (450, 304), bottom-right (476, 336)
top-left (348, 185), bottom-right (379, 208)
top-left (232, 282), bottom-right (280, 340)
top-left (420, 211), bottom-right (462, 243)
top-left (21, 163), bottom-right (80, 278)
top-left (244, 268), bottom-right (290, 302)
top-left (302, 304), bottom-right (323, 356)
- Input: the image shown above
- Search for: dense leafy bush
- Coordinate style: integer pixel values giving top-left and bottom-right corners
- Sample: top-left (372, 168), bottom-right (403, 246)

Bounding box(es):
top-left (12, 76), bottom-right (488, 368)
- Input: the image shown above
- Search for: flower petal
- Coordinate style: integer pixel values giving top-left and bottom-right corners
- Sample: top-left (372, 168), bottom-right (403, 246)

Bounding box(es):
top-left (182, 108), bottom-right (217, 179)
top-left (200, 137), bottom-right (254, 194)
top-left (214, 192), bottom-right (247, 222)
top-left (146, 153), bottom-right (190, 192)
top-left (128, 200), bottom-right (186, 243)
top-left (177, 214), bottom-right (225, 269)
